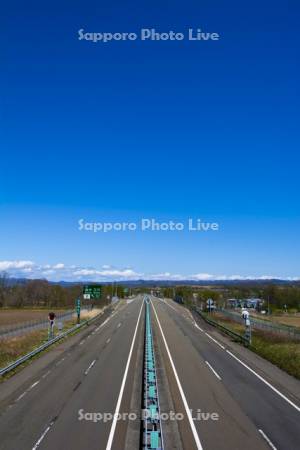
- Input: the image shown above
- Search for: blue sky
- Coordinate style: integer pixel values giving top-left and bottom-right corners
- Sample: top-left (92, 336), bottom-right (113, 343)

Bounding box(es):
top-left (1, 0), bottom-right (299, 281)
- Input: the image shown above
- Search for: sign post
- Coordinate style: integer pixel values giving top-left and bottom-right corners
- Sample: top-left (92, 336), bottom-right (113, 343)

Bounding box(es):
top-left (76, 298), bottom-right (81, 324)
top-left (48, 312), bottom-right (56, 340)
top-left (206, 298), bottom-right (214, 313)
top-left (242, 309), bottom-right (251, 345)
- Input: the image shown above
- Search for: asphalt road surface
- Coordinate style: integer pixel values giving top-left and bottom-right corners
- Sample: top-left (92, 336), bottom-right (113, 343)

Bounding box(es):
top-left (0, 295), bottom-right (299, 450)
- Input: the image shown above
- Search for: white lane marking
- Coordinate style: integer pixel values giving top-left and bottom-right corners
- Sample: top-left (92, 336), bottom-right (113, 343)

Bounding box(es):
top-left (42, 370), bottom-right (51, 379)
top-left (163, 299), bottom-right (178, 312)
top-left (226, 350), bottom-right (300, 412)
top-left (151, 301), bottom-right (203, 450)
top-left (187, 310), bottom-right (195, 322)
top-left (84, 359), bottom-right (96, 376)
top-left (29, 381), bottom-right (40, 390)
top-left (79, 340), bottom-right (85, 345)
top-left (117, 322), bottom-right (121, 328)
top-left (16, 391), bottom-right (27, 402)
top-left (205, 361), bottom-right (222, 381)
top-left (106, 338), bottom-right (111, 344)
top-left (32, 420), bottom-right (55, 450)
top-left (16, 379), bottom-right (40, 402)
top-left (105, 301), bottom-right (144, 450)
top-left (96, 318), bottom-right (109, 332)
top-left (205, 332), bottom-right (225, 350)
top-left (195, 323), bottom-right (204, 332)
top-left (258, 429), bottom-right (277, 449)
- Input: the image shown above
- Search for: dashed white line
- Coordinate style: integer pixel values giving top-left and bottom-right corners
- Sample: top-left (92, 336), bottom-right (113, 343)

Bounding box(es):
top-left (79, 340), bottom-right (85, 345)
top-left (16, 379), bottom-right (40, 402)
top-left (226, 350), bottom-right (300, 412)
top-left (29, 381), bottom-right (40, 390)
top-left (96, 318), bottom-right (109, 332)
top-left (117, 322), bottom-right (121, 328)
top-left (205, 332), bottom-right (225, 350)
top-left (42, 370), bottom-right (51, 379)
top-left (16, 391), bottom-right (27, 402)
top-left (106, 338), bottom-right (111, 344)
top-left (151, 301), bottom-right (203, 450)
top-left (32, 420), bottom-right (55, 450)
top-left (258, 429), bottom-right (277, 450)
top-left (105, 301), bottom-right (144, 450)
top-left (205, 361), bottom-right (222, 381)
top-left (84, 359), bottom-right (96, 375)
top-left (157, 297), bottom-right (300, 414)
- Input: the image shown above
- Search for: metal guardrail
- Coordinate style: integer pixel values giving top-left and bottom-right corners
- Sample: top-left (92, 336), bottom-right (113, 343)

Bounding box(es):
top-left (0, 310), bottom-right (78, 340)
top-left (142, 298), bottom-right (163, 450)
top-left (0, 310), bottom-right (105, 377)
top-left (216, 308), bottom-right (300, 340)
top-left (194, 307), bottom-right (250, 346)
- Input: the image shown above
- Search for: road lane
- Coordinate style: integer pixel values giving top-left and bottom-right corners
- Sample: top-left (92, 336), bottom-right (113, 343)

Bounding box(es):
top-left (154, 298), bottom-right (300, 450)
top-left (1, 295), bottom-right (299, 450)
top-left (0, 297), bottom-right (144, 450)
top-left (151, 298), bottom-right (272, 450)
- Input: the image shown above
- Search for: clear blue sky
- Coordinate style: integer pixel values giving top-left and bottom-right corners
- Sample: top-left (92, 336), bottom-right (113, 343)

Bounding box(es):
top-left (1, 0), bottom-right (299, 281)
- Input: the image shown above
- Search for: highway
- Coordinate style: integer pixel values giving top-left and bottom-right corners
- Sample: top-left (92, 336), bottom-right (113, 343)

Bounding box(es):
top-left (0, 295), bottom-right (299, 450)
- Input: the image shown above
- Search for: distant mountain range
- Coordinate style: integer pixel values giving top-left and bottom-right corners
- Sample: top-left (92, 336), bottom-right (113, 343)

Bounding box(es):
top-left (4, 277), bottom-right (300, 288)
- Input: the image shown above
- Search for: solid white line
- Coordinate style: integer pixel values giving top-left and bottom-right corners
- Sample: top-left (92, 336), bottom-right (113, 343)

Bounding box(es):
top-left (226, 350), bottom-right (300, 412)
top-left (205, 332), bottom-right (225, 350)
top-left (160, 298), bottom-right (178, 312)
top-left (205, 361), bottom-right (222, 381)
top-left (258, 429), bottom-right (277, 450)
top-left (85, 359), bottom-right (96, 375)
top-left (151, 301), bottom-right (203, 450)
top-left (32, 421), bottom-right (55, 450)
top-left (105, 301), bottom-right (144, 450)
top-left (195, 323), bottom-right (204, 332)
top-left (187, 310), bottom-right (195, 322)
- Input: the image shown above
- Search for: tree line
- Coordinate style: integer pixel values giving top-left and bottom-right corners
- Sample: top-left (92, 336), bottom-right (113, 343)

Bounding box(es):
top-left (0, 273), bottom-right (126, 308)
top-left (161, 284), bottom-right (300, 311)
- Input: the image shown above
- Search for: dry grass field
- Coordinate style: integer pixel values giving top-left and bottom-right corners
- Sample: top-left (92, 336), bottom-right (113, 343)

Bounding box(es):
top-left (271, 315), bottom-right (300, 328)
top-left (0, 309), bottom-right (70, 327)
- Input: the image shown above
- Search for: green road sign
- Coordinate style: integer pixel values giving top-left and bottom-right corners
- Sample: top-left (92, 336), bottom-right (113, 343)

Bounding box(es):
top-left (83, 285), bottom-right (102, 299)
top-left (76, 298), bottom-right (81, 314)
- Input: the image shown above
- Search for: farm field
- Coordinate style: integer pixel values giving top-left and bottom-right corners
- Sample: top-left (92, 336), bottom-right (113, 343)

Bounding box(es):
top-left (0, 309), bottom-right (69, 326)
top-left (271, 315), bottom-right (300, 328)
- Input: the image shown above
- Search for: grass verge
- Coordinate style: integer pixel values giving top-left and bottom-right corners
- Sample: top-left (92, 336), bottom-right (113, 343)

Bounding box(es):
top-left (203, 312), bottom-right (300, 380)
top-left (0, 310), bottom-right (103, 380)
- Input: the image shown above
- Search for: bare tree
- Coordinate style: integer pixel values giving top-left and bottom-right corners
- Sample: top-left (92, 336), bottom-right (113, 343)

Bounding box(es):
top-left (0, 272), bottom-right (8, 307)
